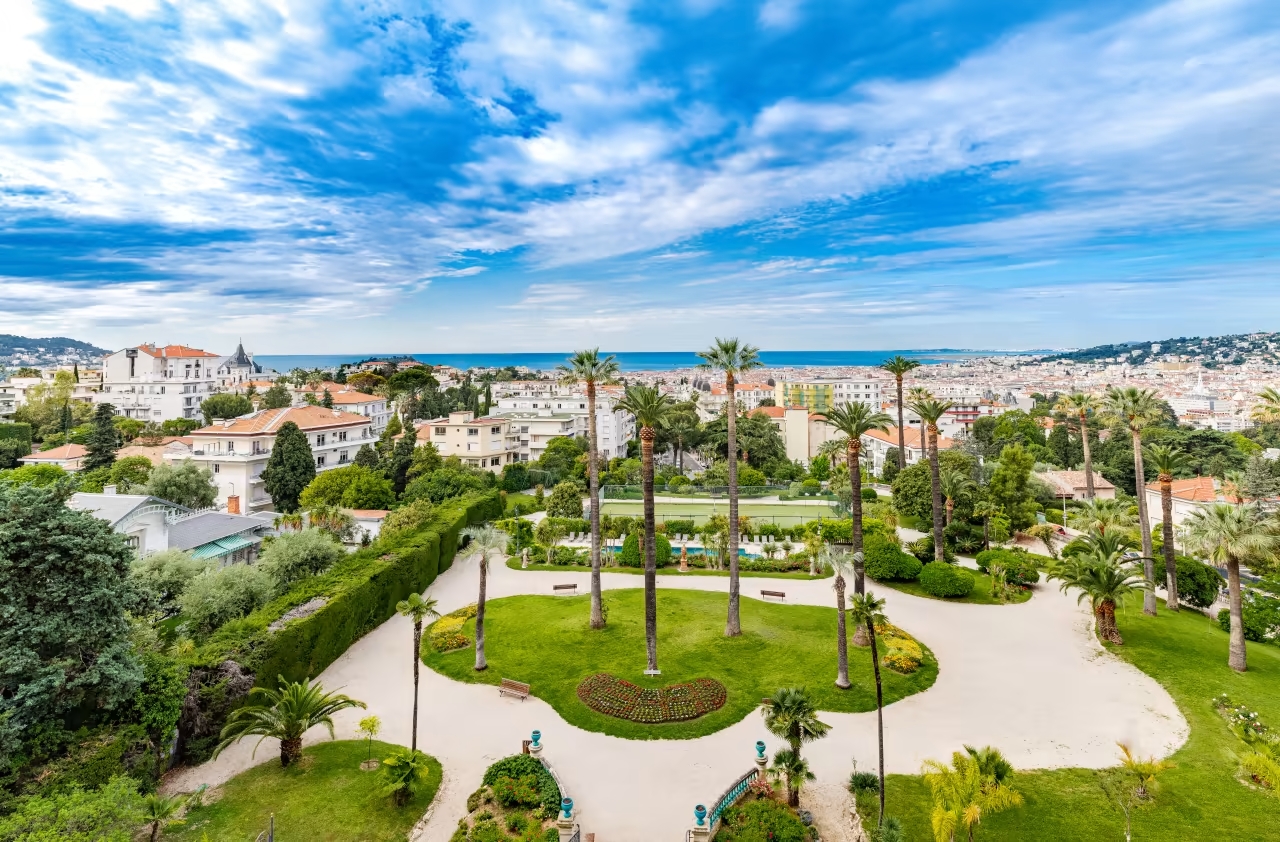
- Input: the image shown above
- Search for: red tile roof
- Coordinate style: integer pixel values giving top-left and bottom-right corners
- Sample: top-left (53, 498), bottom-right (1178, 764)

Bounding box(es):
top-left (135, 344), bottom-right (218, 358)
top-left (23, 443), bottom-right (87, 460)
top-left (190, 405), bottom-right (370, 436)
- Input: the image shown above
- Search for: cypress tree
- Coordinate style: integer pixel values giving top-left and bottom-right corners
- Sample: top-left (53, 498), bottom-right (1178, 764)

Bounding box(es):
top-left (386, 420), bottom-right (417, 495)
top-left (321, 388), bottom-right (334, 409)
top-left (262, 421), bottom-right (316, 512)
top-left (354, 443), bottom-right (380, 468)
top-left (83, 403), bottom-right (119, 471)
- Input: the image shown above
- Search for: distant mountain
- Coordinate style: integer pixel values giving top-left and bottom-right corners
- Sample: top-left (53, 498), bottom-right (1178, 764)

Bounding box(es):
top-left (1039, 331), bottom-right (1280, 367)
top-left (0, 333), bottom-right (110, 365)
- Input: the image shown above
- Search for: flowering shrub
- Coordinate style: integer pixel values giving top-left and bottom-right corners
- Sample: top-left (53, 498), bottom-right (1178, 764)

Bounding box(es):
top-left (576, 673), bottom-right (726, 723)
top-left (491, 774), bottom-right (542, 809)
top-left (427, 603), bottom-right (477, 652)
top-left (881, 636), bottom-right (923, 674)
top-left (1214, 693), bottom-right (1280, 793)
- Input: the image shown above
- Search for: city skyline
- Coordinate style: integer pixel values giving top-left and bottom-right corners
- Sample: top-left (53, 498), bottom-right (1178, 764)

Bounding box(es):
top-left (2, 0), bottom-right (1278, 353)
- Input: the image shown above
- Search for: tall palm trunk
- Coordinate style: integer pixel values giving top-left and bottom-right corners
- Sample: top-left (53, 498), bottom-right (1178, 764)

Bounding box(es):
top-left (411, 619), bottom-right (422, 751)
top-left (945, 497), bottom-right (954, 525)
top-left (1079, 411), bottom-right (1095, 499)
top-left (1226, 558), bottom-right (1247, 672)
top-left (867, 619), bottom-right (885, 826)
top-left (641, 427), bottom-right (659, 672)
top-left (1131, 431), bottom-right (1157, 615)
top-left (726, 375), bottom-right (742, 637)
top-left (894, 376), bottom-right (906, 470)
top-left (928, 424), bottom-right (945, 564)
top-left (1160, 477), bottom-right (1178, 611)
top-left (919, 417), bottom-right (927, 468)
top-left (848, 439), bottom-right (870, 647)
top-left (834, 574), bottom-right (850, 689)
top-left (587, 380), bottom-right (605, 629)
top-left (475, 558), bottom-right (488, 671)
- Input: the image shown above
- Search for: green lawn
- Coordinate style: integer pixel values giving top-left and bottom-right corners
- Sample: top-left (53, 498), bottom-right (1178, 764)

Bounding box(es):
top-left (169, 741), bottom-right (442, 842)
top-left (869, 572), bottom-right (1034, 606)
top-left (882, 602), bottom-right (1280, 840)
top-left (599, 500), bottom-right (840, 527)
top-left (423, 589), bottom-right (937, 740)
top-left (503, 557), bottom-right (834, 580)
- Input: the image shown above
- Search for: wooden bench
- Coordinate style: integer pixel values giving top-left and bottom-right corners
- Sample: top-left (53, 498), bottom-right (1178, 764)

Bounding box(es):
top-left (553, 583), bottom-right (577, 595)
top-left (500, 678), bottom-right (530, 700)
top-left (760, 589), bottom-right (786, 602)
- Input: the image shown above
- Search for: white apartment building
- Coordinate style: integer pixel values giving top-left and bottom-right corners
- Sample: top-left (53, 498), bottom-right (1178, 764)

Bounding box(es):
top-left (417, 411), bottom-right (520, 473)
top-left (695, 383), bottom-right (774, 419)
top-left (493, 391), bottom-right (635, 460)
top-left (300, 382), bottom-right (393, 434)
top-left (859, 426), bottom-right (954, 477)
top-left (173, 405), bottom-right (374, 512)
top-left (97, 344), bottom-right (220, 421)
top-left (1, 373), bottom-right (96, 415)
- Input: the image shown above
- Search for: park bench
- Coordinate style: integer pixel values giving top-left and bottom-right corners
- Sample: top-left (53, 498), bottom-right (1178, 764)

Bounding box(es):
top-left (553, 583), bottom-right (578, 595)
top-left (500, 678), bottom-right (531, 700)
top-left (760, 589), bottom-right (786, 602)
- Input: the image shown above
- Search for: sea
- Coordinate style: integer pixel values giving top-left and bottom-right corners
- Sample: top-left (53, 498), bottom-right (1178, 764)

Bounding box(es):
top-left (255, 349), bottom-right (1029, 374)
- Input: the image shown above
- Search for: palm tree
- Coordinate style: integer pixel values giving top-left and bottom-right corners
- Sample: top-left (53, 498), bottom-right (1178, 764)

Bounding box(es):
top-left (460, 525), bottom-right (509, 671)
top-left (1144, 444), bottom-right (1189, 612)
top-left (908, 397), bottom-right (955, 564)
top-left (769, 748), bottom-right (816, 807)
top-left (1250, 386), bottom-right (1280, 424)
top-left (1063, 526), bottom-right (1138, 559)
top-left (1055, 393), bottom-right (1101, 498)
top-left (1117, 741), bottom-right (1174, 800)
top-left (922, 751), bottom-right (1023, 842)
top-left (1046, 549), bottom-right (1148, 644)
top-left (828, 550), bottom-right (858, 687)
top-left (395, 593), bottom-right (439, 752)
top-left (214, 677), bottom-right (366, 767)
top-left (557, 349), bottom-right (620, 630)
top-left (1104, 386), bottom-right (1164, 615)
top-left (972, 499), bottom-right (1000, 552)
top-left (821, 402), bottom-right (893, 595)
top-left (848, 591), bottom-right (889, 825)
top-left (963, 745), bottom-right (1014, 785)
top-left (1067, 497), bottom-right (1137, 536)
top-left (141, 793), bottom-right (186, 842)
top-left (697, 338), bottom-right (763, 637)
top-left (760, 687), bottom-right (830, 763)
top-left (1183, 503), bottom-right (1280, 672)
top-left (616, 384), bottom-right (675, 672)
top-left (879, 356), bottom-right (922, 471)
top-left (939, 468), bottom-right (976, 526)
top-left (907, 386), bottom-right (933, 466)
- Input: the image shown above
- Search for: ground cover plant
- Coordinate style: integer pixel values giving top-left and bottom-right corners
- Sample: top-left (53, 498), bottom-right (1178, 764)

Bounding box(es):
top-left (168, 740), bottom-right (441, 842)
top-left (576, 674), bottom-right (726, 723)
top-left (453, 754), bottom-right (561, 842)
top-left (422, 589), bottom-right (936, 739)
top-left (883, 601), bottom-right (1280, 840)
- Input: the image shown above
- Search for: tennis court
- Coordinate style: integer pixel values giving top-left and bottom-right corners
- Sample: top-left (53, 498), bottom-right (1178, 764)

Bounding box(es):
top-left (598, 499), bottom-right (840, 527)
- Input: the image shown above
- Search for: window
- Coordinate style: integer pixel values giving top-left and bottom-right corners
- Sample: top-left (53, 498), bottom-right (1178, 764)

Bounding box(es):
top-left (316, 455), bottom-right (326, 468)
top-left (339, 451), bottom-right (349, 463)
top-left (315, 434), bottom-right (326, 446)
top-left (467, 428), bottom-right (478, 436)
top-left (435, 427), bottom-right (447, 436)
top-left (491, 426), bottom-right (501, 434)
top-left (490, 457), bottom-right (500, 466)
top-left (252, 440), bottom-right (264, 455)
top-left (338, 431), bottom-right (348, 441)
top-left (227, 441), bottom-right (235, 454)
top-left (213, 463), bottom-right (220, 473)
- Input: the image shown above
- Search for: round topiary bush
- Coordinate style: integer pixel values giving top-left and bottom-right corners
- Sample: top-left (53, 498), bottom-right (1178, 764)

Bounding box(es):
top-left (863, 534), bottom-right (923, 582)
top-left (919, 562), bottom-right (975, 598)
top-left (618, 532), bottom-right (673, 568)
top-left (860, 486), bottom-right (879, 502)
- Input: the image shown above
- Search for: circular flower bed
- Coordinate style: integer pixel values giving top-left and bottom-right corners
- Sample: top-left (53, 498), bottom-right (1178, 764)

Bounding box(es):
top-left (576, 673), bottom-right (726, 723)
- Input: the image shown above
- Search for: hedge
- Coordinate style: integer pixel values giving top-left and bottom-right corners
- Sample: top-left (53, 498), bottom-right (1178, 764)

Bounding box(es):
top-left (919, 562), bottom-right (976, 598)
top-left (863, 534), bottom-right (922, 582)
top-left (196, 490), bottom-right (502, 687)
top-left (0, 423), bottom-right (32, 454)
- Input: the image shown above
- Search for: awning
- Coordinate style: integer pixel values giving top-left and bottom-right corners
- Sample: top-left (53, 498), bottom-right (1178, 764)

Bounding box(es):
top-left (190, 533), bottom-right (261, 560)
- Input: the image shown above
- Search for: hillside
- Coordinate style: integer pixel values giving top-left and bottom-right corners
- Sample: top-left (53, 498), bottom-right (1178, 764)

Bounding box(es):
top-left (0, 334), bottom-right (110, 366)
top-left (1039, 331), bottom-right (1280, 368)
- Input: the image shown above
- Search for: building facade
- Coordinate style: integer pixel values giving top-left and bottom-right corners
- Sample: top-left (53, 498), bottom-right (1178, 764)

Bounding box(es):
top-left (493, 391), bottom-right (635, 460)
top-left (774, 378), bottom-right (882, 413)
top-left (418, 411), bottom-right (520, 472)
top-left (97, 344), bottom-right (221, 421)
top-left (300, 383), bottom-right (393, 434)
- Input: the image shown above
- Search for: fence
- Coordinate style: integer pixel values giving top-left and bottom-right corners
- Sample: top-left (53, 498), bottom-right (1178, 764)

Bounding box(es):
top-left (706, 767), bottom-right (760, 836)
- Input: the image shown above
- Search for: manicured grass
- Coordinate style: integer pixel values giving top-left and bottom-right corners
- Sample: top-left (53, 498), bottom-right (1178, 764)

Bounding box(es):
top-left (169, 740), bottom-right (442, 842)
top-left (503, 557), bottom-right (834, 580)
top-left (599, 500), bottom-right (840, 526)
top-left (869, 572), bottom-right (1034, 605)
top-left (882, 602), bottom-right (1280, 840)
top-left (423, 589), bottom-right (937, 740)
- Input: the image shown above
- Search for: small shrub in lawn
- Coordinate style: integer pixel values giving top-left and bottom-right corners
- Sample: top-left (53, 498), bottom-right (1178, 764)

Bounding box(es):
top-left (618, 531), bottom-right (673, 567)
top-left (576, 673), bottom-right (726, 723)
top-left (1217, 591), bottom-right (1280, 642)
top-left (1176, 555), bottom-right (1222, 610)
top-left (861, 486), bottom-right (879, 502)
top-left (507, 813), bottom-right (528, 833)
top-left (975, 549), bottom-right (1039, 587)
top-left (863, 534), bottom-right (922, 582)
top-left (919, 562), bottom-right (975, 598)
top-left (471, 818), bottom-right (505, 842)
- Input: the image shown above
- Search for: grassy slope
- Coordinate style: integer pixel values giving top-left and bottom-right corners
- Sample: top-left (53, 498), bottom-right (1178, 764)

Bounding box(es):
top-left (885, 603), bottom-right (1280, 840)
top-left (423, 589), bottom-right (937, 740)
top-left (169, 741), bottom-right (442, 842)
top-left (870, 573), bottom-right (1033, 606)
top-left (503, 557), bottom-right (834, 580)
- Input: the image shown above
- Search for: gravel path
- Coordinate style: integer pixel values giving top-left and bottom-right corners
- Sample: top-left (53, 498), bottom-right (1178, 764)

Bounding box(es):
top-left (166, 548), bottom-right (1187, 842)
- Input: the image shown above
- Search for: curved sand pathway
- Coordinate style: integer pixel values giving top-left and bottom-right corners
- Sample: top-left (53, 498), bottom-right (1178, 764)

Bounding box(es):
top-left (168, 554), bottom-right (1187, 841)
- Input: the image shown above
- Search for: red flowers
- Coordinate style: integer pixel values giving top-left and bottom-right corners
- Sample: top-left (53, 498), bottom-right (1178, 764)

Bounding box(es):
top-left (576, 673), bottom-right (726, 723)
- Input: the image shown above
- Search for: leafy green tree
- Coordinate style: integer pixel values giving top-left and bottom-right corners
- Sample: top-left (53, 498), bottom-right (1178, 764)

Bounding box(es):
top-left (406, 442), bottom-right (442, 478)
top-left (0, 438), bottom-right (25, 469)
top-left (160, 418), bottom-right (200, 436)
top-left (537, 435), bottom-right (586, 480)
top-left (83, 402), bottom-right (119, 471)
top-left (0, 463), bottom-right (69, 487)
top-left (0, 483), bottom-right (142, 730)
top-left (0, 775), bottom-right (143, 842)
top-left (402, 461), bottom-right (492, 503)
top-left (987, 444), bottom-right (1037, 530)
top-left (545, 480), bottom-right (584, 518)
top-left (879, 356), bottom-right (922, 471)
top-left (108, 455), bottom-right (153, 492)
top-left (395, 594), bottom-right (439, 752)
top-left (259, 382), bottom-right (293, 409)
top-left (262, 421), bottom-right (315, 512)
top-left (298, 464), bottom-right (393, 510)
top-left (215, 677), bottom-right (365, 767)
top-left (199, 392), bottom-right (253, 425)
top-left (258, 528), bottom-right (343, 590)
top-left (808, 453), bottom-right (831, 481)
top-left (144, 460), bottom-right (217, 509)
top-left (702, 409), bottom-right (786, 468)
top-left (342, 469), bottom-right (395, 509)
top-left (130, 549), bottom-right (209, 616)
top-left (127, 648), bottom-right (189, 775)
top-left (178, 563), bottom-right (275, 634)
top-left (381, 499), bottom-right (434, 537)
top-left (558, 349), bottom-right (621, 631)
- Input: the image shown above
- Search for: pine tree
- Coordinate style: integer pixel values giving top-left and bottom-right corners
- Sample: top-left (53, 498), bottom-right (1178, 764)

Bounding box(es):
top-left (260, 382), bottom-right (292, 409)
top-left (262, 422), bottom-right (316, 512)
top-left (83, 403), bottom-right (119, 471)
top-left (321, 388), bottom-right (334, 409)
top-left (354, 443), bottom-right (380, 468)
top-left (386, 421), bottom-right (417, 495)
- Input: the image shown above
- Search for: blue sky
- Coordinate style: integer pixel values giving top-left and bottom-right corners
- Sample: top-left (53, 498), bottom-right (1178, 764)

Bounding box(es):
top-left (2, 0), bottom-right (1278, 354)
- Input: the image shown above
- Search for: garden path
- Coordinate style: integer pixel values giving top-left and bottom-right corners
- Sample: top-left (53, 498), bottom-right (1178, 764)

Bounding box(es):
top-left (167, 550), bottom-right (1187, 842)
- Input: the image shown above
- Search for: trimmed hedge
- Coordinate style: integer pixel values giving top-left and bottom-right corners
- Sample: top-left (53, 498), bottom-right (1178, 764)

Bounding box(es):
top-left (196, 490), bottom-right (502, 686)
top-left (0, 423), bottom-right (32, 453)
top-left (864, 534), bottom-right (922, 582)
top-left (919, 562), bottom-right (975, 598)
top-left (974, 549), bottom-right (1040, 588)
top-left (618, 531), bottom-right (673, 568)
